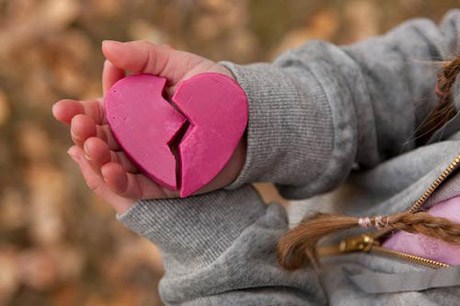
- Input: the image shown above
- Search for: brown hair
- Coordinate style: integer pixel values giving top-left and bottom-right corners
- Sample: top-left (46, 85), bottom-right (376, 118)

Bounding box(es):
top-left (277, 56), bottom-right (460, 271)
top-left (416, 56), bottom-right (460, 144)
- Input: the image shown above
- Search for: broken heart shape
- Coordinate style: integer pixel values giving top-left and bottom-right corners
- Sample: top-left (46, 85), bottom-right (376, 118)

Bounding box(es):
top-left (105, 72), bottom-right (248, 197)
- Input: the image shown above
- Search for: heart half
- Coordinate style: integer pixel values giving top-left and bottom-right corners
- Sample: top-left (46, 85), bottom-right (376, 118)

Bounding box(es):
top-left (105, 72), bottom-right (248, 197)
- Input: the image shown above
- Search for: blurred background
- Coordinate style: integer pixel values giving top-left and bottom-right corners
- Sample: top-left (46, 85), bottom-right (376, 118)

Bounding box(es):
top-left (0, 0), bottom-right (458, 305)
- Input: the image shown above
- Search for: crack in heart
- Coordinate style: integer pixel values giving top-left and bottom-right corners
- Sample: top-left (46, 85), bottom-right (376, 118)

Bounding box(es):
top-left (105, 73), bottom-right (248, 197)
top-left (166, 118), bottom-right (190, 192)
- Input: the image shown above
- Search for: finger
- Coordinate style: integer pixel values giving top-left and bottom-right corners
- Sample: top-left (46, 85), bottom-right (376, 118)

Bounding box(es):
top-left (101, 40), bottom-right (206, 85)
top-left (71, 114), bottom-right (97, 146)
top-left (103, 59), bottom-right (125, 95)
top-left (83, 137), bottom-right (138, 173)
top-left (67, 146), bottom-right (133, 213)
top-left (70, 114), bottom-right (120, 151)
top-left (101, 162), bottom-right (177, 199)
top-left (53, 99), bottom-right (106, 125)
top-left (52, 99), bottom-right (84, 124)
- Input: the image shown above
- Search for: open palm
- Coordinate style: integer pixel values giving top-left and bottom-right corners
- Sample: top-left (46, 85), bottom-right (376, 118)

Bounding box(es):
top-left (52, 41), bottom-right (246, 213)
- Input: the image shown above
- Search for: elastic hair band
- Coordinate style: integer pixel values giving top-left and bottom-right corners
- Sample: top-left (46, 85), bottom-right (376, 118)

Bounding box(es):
top-left (358, 216), bottom-right (389, 228)
top-left (358, 217), bottom-right (372, 228)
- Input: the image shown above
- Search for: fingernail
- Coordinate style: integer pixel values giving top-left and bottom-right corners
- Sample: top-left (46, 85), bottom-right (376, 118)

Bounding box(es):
top-left (70, 130), bottom-right (80, 142)
top-left (67, 147), bottom-right (79, 162)
top-left (101, 170), bottom-right (109, 182)
top-left (51, 103), bottom-right (58, 117)
top-left (83, 142), bottom-right (91, 160)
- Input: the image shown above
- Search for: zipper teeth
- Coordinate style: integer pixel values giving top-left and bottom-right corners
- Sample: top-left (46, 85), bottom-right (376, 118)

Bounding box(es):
top-left (323, 237), bottom-right (451, 269)
top-left (372, 246), bottom-right (450, 269)
top-left (409, 155), bottom-right (460, 213)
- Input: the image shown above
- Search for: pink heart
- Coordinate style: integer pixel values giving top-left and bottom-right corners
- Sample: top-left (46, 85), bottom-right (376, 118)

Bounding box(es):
top-left (105, 73), bottom-right (248, 197)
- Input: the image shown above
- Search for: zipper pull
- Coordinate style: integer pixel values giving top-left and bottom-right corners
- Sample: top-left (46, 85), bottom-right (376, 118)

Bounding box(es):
top-left (340, 235), bottom-right (375, 253)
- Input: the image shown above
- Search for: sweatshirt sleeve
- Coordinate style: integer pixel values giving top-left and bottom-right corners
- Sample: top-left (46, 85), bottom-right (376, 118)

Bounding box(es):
top-left (118, 186), bottom-right (326, 305)
top-left (222, 9), bottom-right (460, 199)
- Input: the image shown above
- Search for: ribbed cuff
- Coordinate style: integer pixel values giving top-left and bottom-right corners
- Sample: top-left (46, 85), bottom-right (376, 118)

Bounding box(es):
top-left (117, 185), bottom-right (266, 268)
top-left (220, 61), bottom-right (336, 197)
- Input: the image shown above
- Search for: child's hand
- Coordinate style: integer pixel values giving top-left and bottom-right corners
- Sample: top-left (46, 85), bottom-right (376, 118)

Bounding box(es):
top-left (52, 41), bottom-right (246, 213)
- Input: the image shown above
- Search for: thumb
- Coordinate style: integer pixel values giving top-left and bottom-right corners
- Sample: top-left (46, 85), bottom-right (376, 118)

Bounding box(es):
top-left (101, 40), bottom-right (207, 85)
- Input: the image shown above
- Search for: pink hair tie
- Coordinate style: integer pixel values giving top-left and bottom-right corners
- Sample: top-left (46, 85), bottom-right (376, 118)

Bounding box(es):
top-left (358, 217), bottom-right (372, 228)
top-left (358, 216), bottom-right (390, 228)
top-left (374, 216), bottom-right (387, 228)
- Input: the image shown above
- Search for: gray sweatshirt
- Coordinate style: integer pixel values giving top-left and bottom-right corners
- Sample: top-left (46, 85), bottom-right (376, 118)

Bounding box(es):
top-left (118, 10), bottom-right (460, 305)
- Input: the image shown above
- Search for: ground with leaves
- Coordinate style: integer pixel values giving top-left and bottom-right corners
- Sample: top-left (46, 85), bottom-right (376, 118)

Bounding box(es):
top-left (0, 0), bottom-right (458, 305)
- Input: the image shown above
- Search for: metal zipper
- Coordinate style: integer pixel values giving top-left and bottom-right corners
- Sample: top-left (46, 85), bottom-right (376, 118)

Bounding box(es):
top-left (334, 234), bottom-right (450, 268)
top-left (408, 155), bottom-right (460, 213)
top-left (319, 154), bottom-right (460, 268)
